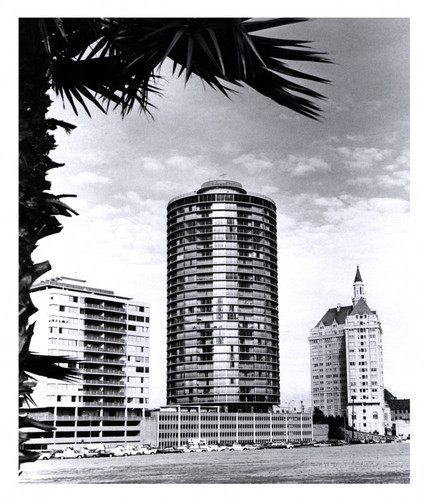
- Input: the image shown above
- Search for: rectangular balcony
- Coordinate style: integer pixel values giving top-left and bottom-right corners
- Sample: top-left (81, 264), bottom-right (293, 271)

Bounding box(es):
top-left (82, 357), bottom-right (125, 365)
top-left (82, 345), bottom-right (125, 354)
top-left (82, 390), bottom-right (125, 397)
top-left (82, 401), bottom-right (126, 407)
top-left (83, 313), bottom-right (126, 323)
top-left (83, 324), bottom-right (127, 334)
top-left (84, 302), bottom-right (126, 313)
top-left (84, 334), bottom-right (126, 344)
top-left (80, 367), bottom-right (124, 376)
top-left (83, 379), bottom-right (125, 386)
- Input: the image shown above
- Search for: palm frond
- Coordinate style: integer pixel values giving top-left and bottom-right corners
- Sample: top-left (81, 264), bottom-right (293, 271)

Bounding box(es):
top-left (23, 352), bottom-right (81, 382)
top-left (43, 17), bottom-right (330, 120)
top-left (19, 448), bottom-right (40, 465)
top-left (242, 18), bottom-right (308, 33)
top-left (20, 415), bottom-right (55, 431)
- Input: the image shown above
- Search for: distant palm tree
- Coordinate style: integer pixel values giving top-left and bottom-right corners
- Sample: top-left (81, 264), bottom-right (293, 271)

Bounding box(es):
top-left (19, 17), bottom-right (330, 465)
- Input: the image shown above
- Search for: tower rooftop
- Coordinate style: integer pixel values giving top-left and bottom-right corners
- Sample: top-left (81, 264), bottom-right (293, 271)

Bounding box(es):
top-left (354, 265), bottom-right (363, 283)
top-left (198, 179), bottom-right (246, 194)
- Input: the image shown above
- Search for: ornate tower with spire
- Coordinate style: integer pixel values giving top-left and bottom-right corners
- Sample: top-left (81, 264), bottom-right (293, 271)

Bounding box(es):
top-left (353, 265), bottom-right (365, 305)
top-left (309, 267), bottom-right (391, 436)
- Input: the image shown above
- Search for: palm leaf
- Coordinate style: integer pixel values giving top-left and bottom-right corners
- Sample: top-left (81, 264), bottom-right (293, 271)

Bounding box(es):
top-left (45, 17), bottom-right (330, 120)
top-left (23, 352), bottom-right (81, 382)
top-left (243, 18), bottom-right (308, 32)
top-left (20, 415), bottom-right (55, 431)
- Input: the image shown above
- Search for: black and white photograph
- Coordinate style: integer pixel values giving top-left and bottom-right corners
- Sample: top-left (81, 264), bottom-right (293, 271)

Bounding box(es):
top-left (6, 0), bottom-right (420, 492)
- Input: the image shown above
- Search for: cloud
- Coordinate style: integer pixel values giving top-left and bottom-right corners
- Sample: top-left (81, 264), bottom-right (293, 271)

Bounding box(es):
top-left (336, 146), bottom-right (392, 170)
top-left (222, 142), bottom-right (240, 154)
top-left (312, 197), bottom-right (345, 209)
top-left (346, 176), bottom-right (374, 187)
top-left (384, 149), bottom-right (410, 172)
top-left (115, 191), bottom-right (143, 204)
top-left (375, 171), bottom-right (409, 190)
top-left (232, 154), bottom-right (274, 174)
top-left (260, 185), bottom-right (280, 196)
top-left (345, 135), bottom-right (365, 142)
top-left (344, 148), bottom-right (409, 191)
top-left (165, 155), bottom-right (205, 170)
top-left (279, 155), bottom-right (331, 177)
top-left (71, 171), bottom-right (111, 185)
top-left (138, 157), bottom-right (165, 172)
top-left (347, 171), bottom-right (409, 191)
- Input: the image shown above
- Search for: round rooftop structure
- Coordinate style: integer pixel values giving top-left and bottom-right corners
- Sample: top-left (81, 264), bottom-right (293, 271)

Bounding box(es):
top-left (198, 180), bottom-right (247, 194)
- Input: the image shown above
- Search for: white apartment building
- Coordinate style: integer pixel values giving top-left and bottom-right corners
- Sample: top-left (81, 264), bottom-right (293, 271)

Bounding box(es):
top-left (309, 267), bottom-right (391, 436)
top-left (309, 308), bottom-right (348, 417)
top-left (22, 276), bottom-right (150, 450)
top-left (345, 268), bottom-right (391, 435)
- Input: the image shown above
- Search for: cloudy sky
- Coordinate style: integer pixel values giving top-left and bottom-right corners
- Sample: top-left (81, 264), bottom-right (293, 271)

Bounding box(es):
top-left (29, 18), bottom-right (410, 408)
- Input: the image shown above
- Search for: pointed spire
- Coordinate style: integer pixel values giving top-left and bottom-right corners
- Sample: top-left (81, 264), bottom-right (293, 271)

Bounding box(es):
top-left (354, 265), bottom-right (363, 283)
top-left (353, 266), bottom-right (365, 305)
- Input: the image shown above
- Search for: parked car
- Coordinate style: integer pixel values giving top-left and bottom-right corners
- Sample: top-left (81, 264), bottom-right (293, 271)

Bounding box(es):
top-left (97, 448), bottom-right (113, 457)
top-left (109, 446), bottom-right (131, 457)
top-left (265, 441), bottom-right (294, 449)
top-left (123, 445), bottom-right (138, 455)
top-left (228, 443), bottom-right (248, 451)
top-left (134, 446), bottom-right (157, 455)
top-left (188, 444), bottom-right (209, 452)
top-left (37, 450), bottom-right (55, 460)
top-left (244, 444), bottom-right (261, 451)
top-left (156, 447), bottom-right (184, 454)
top-left (313, 442), bottom-right (332, 447)
top-left (58, 447), bottom-right (84, 459)
top-left (176, 446), bottom-right (193, 453)
top-left (80, 447), bottom-right (101, 458)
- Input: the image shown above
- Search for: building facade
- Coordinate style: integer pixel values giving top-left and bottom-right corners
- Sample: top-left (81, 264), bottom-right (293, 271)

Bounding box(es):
top-left (385, 390), bottom-right (410, 438)
top-left (22, 277), bottom-right (150, 450)
top-left (141, 407), bottom-right (313, 448)
top-left (167, 180), bottom-right (280, 412)
top-left (309, 267), bottom-right (391, 435)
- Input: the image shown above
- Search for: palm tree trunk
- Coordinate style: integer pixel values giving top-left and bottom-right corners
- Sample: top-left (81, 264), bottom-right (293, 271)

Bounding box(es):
top-left (19, 19), bottom-right (77, 463)
top-left (19, 18), bottom-right (54, 386)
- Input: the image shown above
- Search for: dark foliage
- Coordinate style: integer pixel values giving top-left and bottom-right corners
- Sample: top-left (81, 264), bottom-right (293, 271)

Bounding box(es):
top-left (313, 407), bottom-right (345, 440)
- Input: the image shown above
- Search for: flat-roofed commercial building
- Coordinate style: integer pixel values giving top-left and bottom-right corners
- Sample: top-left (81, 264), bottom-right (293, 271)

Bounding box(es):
top-left (141, 407), bottom-right (313, 448)
top-left (167, 180), bottom-right (280, 412)
top-left (22, 276), bottom-right (150, 450)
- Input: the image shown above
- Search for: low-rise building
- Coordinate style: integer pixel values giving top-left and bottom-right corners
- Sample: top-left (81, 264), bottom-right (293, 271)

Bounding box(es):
top-left (385, 390), bottom-right (410, 438)
top-left (140, 406), bottom-right (313, 448)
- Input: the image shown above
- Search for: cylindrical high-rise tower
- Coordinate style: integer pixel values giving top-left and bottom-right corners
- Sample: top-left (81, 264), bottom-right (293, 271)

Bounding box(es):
top-left (167, 180), bottom-right (280, 412)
